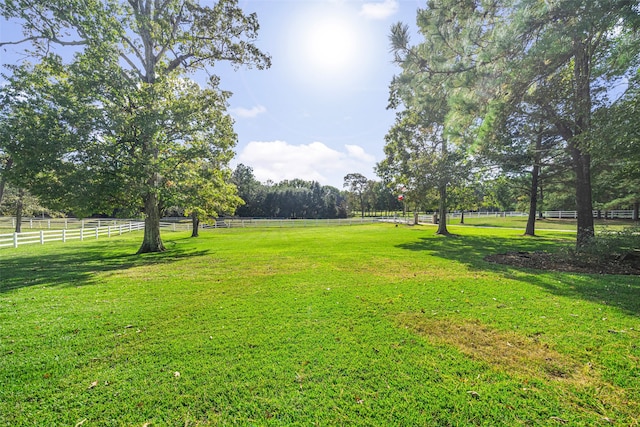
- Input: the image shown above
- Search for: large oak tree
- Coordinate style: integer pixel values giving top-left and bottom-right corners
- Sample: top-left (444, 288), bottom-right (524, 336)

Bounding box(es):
top-left (1, 0), bottom-right (270, 253)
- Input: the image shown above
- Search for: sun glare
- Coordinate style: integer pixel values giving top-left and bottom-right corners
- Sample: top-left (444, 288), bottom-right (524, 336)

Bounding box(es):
top-left (303, 14), bottom-right (360, 75)
top-left (283, 4), bottom-right (372, 92)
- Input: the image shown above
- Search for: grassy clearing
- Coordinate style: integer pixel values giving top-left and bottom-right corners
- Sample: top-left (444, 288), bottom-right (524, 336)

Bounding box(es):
top-left (451, 215), bottom-right (573, 229)
top-left (448, 215), bottom-right (636, 231)
top-left (1, 224), bottom-right (639, 426)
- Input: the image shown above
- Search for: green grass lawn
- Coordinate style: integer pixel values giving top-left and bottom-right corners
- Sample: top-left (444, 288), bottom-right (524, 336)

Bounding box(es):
top-left (1, 224), bottom-right (639, 425)
top-left (448, 215), bottom-right (635, 231)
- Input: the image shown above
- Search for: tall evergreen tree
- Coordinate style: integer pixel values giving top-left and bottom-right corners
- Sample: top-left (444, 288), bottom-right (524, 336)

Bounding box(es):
top-left (390, 0), bottom-right (640, 247)
top-left (485, 0), bottom-right (640, 246)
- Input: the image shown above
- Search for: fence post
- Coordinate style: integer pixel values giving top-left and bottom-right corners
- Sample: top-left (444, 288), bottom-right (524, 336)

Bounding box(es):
top-left (108, 226), bottom-right (111, 238)
top-left (95, 228), bottom-right (99, 239)
top-left (80, 227), bottom-right (84, 241)
top-left (64, 218), bottom-right (68, 229)
top-left (40, 230), bottom-right (44, 244)
top-left (129, 222), bottom-right (132, 232)
top-left (62, 229), bottom-right (66, 243)
top-left (48, 219), bottom-right (51, 229)
top-left (13, 232), bottom-right (18, 248)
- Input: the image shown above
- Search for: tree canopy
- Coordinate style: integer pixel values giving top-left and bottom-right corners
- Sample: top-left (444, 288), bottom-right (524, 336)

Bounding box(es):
top-left (1, 0), bottom-right (270, 253)
top-left (381, 0), bottom-right (640, 245)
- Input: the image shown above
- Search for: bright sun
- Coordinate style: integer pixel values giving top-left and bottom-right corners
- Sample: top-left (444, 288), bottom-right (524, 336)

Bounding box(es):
top-left (302, 14), bottom-right (361, 76)
top-left (284, 4), bottom-right (372, 92)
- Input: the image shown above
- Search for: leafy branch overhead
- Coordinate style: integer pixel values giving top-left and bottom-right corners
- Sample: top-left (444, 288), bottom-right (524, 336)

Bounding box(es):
top-left (0, 0), bottom-right (271, 79)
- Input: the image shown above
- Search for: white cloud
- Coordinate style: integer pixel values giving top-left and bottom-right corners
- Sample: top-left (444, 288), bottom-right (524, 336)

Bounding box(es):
top-left (236, 140), bottom-right (377, 188)
top-left (345, 144), bottom-right (375, 162)
top-left (230, 105), bottom-right (267, 119)
top-left (359, 0), bottom-right (399, 20)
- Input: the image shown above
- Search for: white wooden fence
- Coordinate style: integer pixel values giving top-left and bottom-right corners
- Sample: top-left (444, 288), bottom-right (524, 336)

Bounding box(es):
top-left (206, 217), bottom-right (382, 229)
top-left (447, 210), bottom-right (636, 219)
top-left (0, 221), bottom-right (147, 249)
top-left (543, 210), bottom-right (636, 219)
top-left (0, 217), bottom-right (141, 230)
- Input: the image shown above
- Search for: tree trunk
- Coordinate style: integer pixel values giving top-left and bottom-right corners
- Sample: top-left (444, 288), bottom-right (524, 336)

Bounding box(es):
top-left (633, 201), bottom-right (639, 222)
top-left (0, 157), bottom-right (13, 207)
top-left (573, 149), bottom-right (594, 247)
top-left (460, 210), bottom-right (465, 224)
top-left (525, 167), bottom-right (539, 236)
top-left (191, 212), bottom-right (200, 238)
top-left (436, 183), bottom-right (450, 235)
top-left (436, 135), bottom-right (450, 235)
top-left (137, 191), bottom-right (166, 253)
top-left (538, 184), bottom-right (544, 219)
top-left (525, 132), bottom-right (542, 236)
top-left (572, 39), bottom-right (595, 248)
top-left (15, 188), bottom-right (24, 233)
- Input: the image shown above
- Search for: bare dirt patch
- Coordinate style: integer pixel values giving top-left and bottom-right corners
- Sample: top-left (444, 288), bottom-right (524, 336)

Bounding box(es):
top-left (397, 314), bottom-right (632, 417)
top-left (397, 314), bottom-right (586, 383)
top-left (485, 251), bottom-right (640, 275)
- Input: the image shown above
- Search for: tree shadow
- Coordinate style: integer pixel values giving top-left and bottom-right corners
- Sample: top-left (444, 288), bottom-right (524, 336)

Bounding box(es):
top-left (396, 232), bottom-right (640, 316)
top-left (0, 238), bottom-right (211, 293)
top-left (397, 233), bottom-right (562, 265)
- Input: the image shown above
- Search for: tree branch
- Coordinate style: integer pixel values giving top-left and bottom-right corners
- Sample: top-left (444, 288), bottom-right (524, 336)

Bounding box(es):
top-left (121, 34), bottom-right (146, 65)
top-left (155, 3), bottom-right (186, 64)
top-left (0, 35), bottom-right (87, 48)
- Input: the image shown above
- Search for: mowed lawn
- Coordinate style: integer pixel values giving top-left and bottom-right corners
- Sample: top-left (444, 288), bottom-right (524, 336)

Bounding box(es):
top-left (1, 224), bottom-right (639, 426)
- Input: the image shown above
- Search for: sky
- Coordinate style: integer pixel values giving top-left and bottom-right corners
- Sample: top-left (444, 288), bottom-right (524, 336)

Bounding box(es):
top-left (223, 0), bottom-right (422, 188)
top-left (1, 0), bottom-right (424, 189)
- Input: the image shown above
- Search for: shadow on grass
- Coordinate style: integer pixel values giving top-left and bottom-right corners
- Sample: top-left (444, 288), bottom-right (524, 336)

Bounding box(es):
top-left (397, 232), bottom-right (640, 316)
top-left (0, 238), bottom-right (210, 293)
top-left (396, 233), bottom-right (562, 264)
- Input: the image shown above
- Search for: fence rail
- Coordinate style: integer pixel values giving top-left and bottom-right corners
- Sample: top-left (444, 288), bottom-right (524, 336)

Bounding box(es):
top-left (543, 210), bottom-right (636, 219)
top-left (0, 217), bottom-right (145, 230)
top-left (205, 217), bottom-right (382, 229)
top-left (0, 221), bottom-right (146, 249)
top-left (447, 210), bottom-right (636, 219)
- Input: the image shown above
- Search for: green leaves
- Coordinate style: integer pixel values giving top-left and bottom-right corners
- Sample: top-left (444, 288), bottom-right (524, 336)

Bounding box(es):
top-left (2, 0), bottom-right (270, 251)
